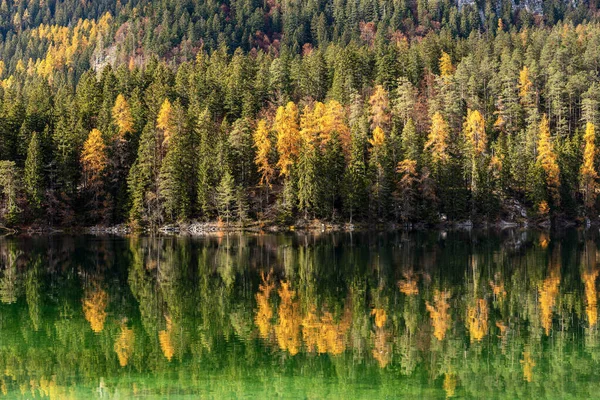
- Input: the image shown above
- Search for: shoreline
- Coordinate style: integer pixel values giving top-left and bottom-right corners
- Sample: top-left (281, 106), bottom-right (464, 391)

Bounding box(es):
top-left (1, 217), bottom-right (590, 236)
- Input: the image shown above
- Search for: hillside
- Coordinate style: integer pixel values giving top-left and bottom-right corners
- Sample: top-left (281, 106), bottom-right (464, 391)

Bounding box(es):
top-left (1, 0), bottom-right (600, 228)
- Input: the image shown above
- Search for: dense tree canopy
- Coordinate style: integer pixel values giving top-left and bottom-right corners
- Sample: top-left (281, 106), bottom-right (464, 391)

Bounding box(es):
top-left (1, 1), bottom-right (600, 226)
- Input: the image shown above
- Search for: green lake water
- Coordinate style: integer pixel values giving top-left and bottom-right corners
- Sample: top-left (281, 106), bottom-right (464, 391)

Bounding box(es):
top-left (0, 230), bottom-right (599, 398)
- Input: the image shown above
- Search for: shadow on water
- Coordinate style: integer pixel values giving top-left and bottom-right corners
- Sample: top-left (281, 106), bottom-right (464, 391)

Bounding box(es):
top-left (0, 228), bottom-right (599, 398)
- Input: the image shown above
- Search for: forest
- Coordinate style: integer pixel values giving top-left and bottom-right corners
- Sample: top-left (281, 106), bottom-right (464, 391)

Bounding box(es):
top-left (2, 0), bottom-right (600, 227)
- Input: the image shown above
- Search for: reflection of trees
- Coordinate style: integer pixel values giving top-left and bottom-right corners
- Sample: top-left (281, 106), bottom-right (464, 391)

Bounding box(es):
top-left (4, 231), bottom-right (600, 398)
top-left (0, 241), bottom-right (22, 304)
top-left (426, 291), bottom-right (451, 341)
top-left (82, 286), bottom-right (108, 333)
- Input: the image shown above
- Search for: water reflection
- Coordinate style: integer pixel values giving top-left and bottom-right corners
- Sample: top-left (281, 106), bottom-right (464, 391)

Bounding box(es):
top-left (0, 230), bottom-right (599, 398)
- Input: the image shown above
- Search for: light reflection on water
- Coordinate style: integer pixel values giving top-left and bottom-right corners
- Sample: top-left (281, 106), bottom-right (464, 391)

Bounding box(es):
top-left (0, 230), bottom-right (599, 398)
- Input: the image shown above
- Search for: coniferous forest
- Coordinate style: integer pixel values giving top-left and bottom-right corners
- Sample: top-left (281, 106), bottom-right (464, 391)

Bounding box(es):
top-left (2, 1), bottom-right (600, 228)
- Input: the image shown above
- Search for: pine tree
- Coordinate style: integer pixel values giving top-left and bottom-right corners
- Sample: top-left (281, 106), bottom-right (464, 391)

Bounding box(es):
top-left (216, 168), bottom-right (235, 224)
top-left (24, 131), bottom-right (44, 211)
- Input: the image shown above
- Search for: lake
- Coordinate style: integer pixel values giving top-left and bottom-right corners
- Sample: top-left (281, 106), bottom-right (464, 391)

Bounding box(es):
top-left (0, 229), bottom-right (599, 398)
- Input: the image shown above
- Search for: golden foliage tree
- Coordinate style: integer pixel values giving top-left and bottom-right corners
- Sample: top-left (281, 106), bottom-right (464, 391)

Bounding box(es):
top-left (581, 122), bottom-right (598, 211)
top-left (439, 51), bottom-right (455, 78)
top-left (112, 94), bottom-right (134, 139)
top-left (275, 102), bottom-right (300, 177)
top-left (425, 112), bottom-right (450, 168)
top-left (157, 98), bottom-right (174, 146)
top-left (518, 66), bottom-right (534, 107)
top-left (463, 109), bottom-right (487, 156)
top-left (369, 85), bottom-right (391, 132)
top-left (81, 128), bottom-right (107, 188)
top-left (536, 114), bottom-right (561, 206)
top-left (253, 119), bottom-right (274, 189)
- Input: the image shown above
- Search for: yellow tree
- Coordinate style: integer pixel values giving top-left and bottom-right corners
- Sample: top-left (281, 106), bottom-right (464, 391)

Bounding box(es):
top-left (81, 128), bottom-right (107, 189)
top-left (369, 85), bottom-right (390, 132)
top-left (518, 66), bottom-right (534, 107)
top-left (112, 93), bottom-right (134, 139)
top-left (439, 51), bottom-right (455, 78)
top-left (462, 109), bottom-right (487, 194)
top-left (536, 114), bottom-right (561, 206)
top-left (320, 100), bottom-right (351, 156)
top-left (157, 98), bottom-right (174, 147)
top-left (275, 102), bottom-right (300, 177)
top-left (581, 122), bottom-right (598, 211)
top-left (425, 112), bottom-right (450, 171)
top-left (253, 119), bottom-right (274, 189)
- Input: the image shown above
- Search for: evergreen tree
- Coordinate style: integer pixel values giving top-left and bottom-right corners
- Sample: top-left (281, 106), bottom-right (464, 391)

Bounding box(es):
top-left (24, 132), bottom-right (44, 211)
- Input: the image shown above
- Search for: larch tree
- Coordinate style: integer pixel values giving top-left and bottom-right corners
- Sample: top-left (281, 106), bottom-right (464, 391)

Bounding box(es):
top-left (157, 98), bottom-right (175, 150)
top-left (581, 122), bottom-right (598, 212)
top-left (275, 101), bottom-right (300, 178)
top-left (81, 128), bottom-right (108, 221)
top-left (112, 94), bottom-right (134, 139)
top-left (439, 52), bottom-right (455, 79)
top-left (462, 109), bottom-right (487, 194)
top-left (425, 112), bottom-right (450, 174)
top-left (536, 114), bottom-right (561, 207)
top-left (369, 85), bottom-right (391, 132)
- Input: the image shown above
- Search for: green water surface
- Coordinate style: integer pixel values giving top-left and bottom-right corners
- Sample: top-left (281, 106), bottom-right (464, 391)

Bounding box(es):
top-left (0, 230), bottom-right (599, 398)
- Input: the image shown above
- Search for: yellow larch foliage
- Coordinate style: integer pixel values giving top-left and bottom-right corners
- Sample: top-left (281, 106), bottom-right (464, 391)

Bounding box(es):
top-left (425, 112), bottom-right (450, 166)
top-left (369, 85), bottom-right (391, 131)
top-left (426, 290), bottom-right (451, 340)
top-left (439, 51), bottom-right (455, 78)
top-left (156, 99), bottom-right (174, 146)
top-left (463, 109), bottom-right (487, 156)
top-left (82, 288), bottom-right (108, 333)
top-left (81, 128), bottom-right (107, 187)
top-left (112, 94), bottom-right (134, 138)
top-left (371, 308), bottom-right (387, 328)
top-left (518, 66), bottom-right (534, 105)
top-left (158, 315), bottom-right (175, 361)
top-left (537, 114), bottom-right (561, 206)
top-left (581, 122), bottom-right (598, 210)
top-left (255, 272), bottom-right (274, 339)
top-left (467, 299), bottom-right (489, 342)
top-left (275, 281), bottom-right (302, 355)
top-left (114, 324), bottom-right (135, 367)
top-left (496, 321), bottom-right (508, 340)
top-left (275, 102), bottom-right (300, 177)
top-left (369, 126), bottom-right (386, 148)
top-left (520, 350), bottom-right (536, 382)
top-left (582, 269), bottom-right (599, 327)
top-left (539, 258), bottom-right (561, 336)
top-left (253, 120), bottom-right (274, 189)
top-left (398, 271), bottom-right (419, 296)
top-left (320, 100), bottom-right (351, 155)
top-left (443, 373), bottom-right (457, 398)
